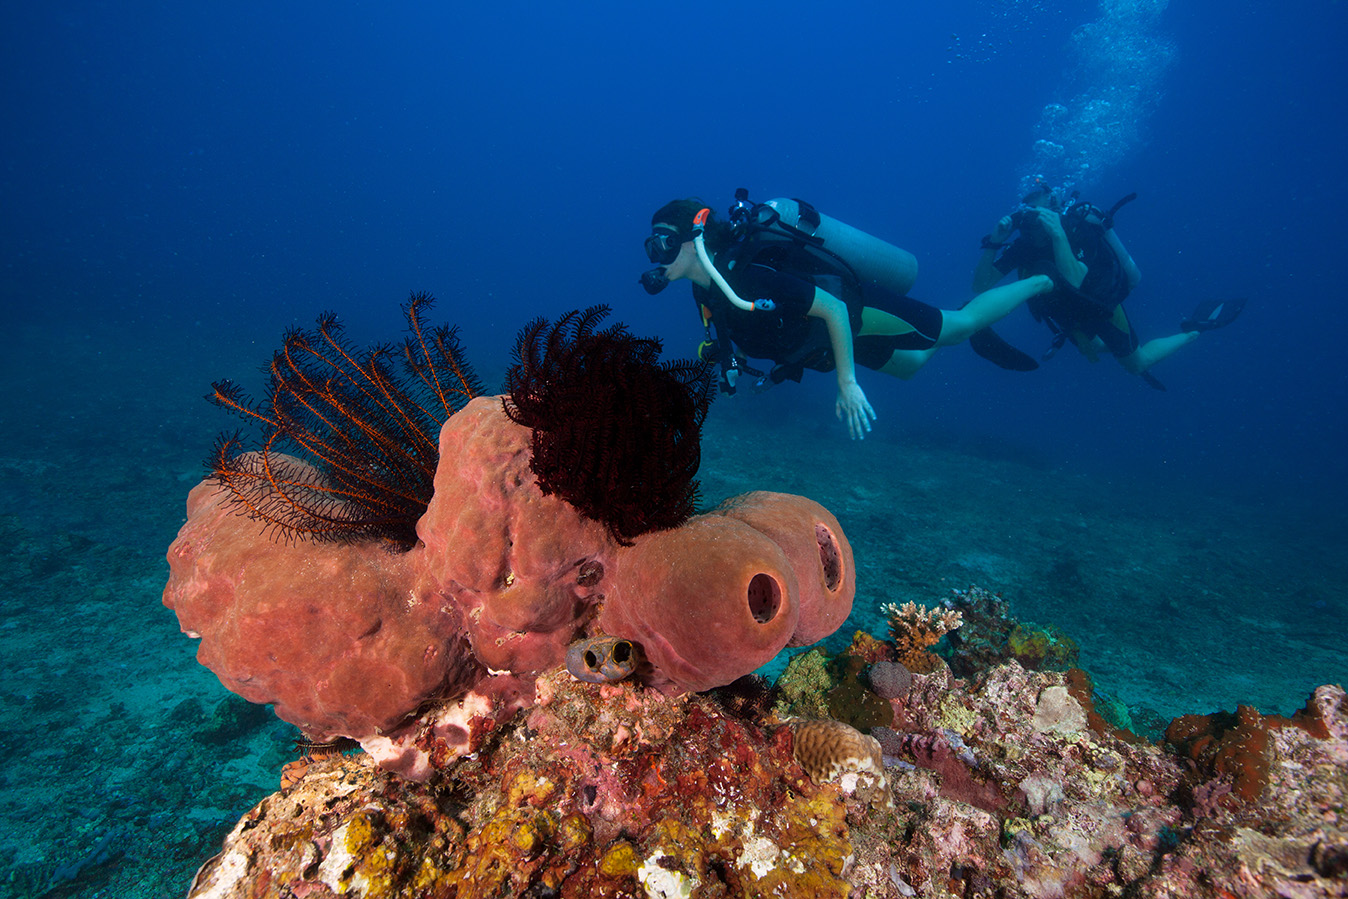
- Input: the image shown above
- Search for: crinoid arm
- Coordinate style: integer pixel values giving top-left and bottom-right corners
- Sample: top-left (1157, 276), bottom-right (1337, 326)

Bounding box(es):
top-left (206, 292), bottom-right (481, 548)
top-left (503, 305), bottom-right (715, 544)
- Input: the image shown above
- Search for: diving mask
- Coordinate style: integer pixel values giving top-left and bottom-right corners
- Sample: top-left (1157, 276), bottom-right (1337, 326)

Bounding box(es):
top-left (644, 225), bottom-right (684, 265)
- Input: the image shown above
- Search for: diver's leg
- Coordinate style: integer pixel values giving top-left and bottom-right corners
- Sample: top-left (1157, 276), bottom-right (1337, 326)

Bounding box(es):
top-left (1118, 331), bottom-right (1200, 374)
top-left (876, 347), bottom-right (937, 380)
top-left (937, 274), bottom-right (1053, 345)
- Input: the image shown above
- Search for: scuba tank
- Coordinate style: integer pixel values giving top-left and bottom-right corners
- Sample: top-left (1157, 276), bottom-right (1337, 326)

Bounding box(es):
top-left (692, 189), bottom-right (922, 394)
top-left (732, 191), bottom-right (919, 298)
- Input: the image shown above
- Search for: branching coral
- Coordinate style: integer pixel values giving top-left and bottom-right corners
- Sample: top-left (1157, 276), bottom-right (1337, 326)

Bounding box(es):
top-left (881, 600), bottom-right (964, 674)
top-left (502, 305), bottom-right (715, 544)
top-left (207, 292), bottom-right (481, 548)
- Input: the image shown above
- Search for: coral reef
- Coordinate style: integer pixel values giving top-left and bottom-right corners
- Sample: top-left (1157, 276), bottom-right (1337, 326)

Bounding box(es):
top-left (503, 305), bottom-right (715, 543)
top-left (168, 308), bottom-right (1348, 898)
top-left (881, 599), bottom-right (964, 673)
top-left (186, 643), bottom-right (1348, 899)
top-left (940, 585), bottom-right (1081, 677)
top-left (189, 672), bottom-right (857, 899)
top-left (208, 292), bottom-right (481, 548)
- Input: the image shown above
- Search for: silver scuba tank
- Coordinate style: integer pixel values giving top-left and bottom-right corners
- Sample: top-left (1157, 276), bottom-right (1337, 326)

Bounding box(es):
top-left (762, 198), bottom-right (918, 297)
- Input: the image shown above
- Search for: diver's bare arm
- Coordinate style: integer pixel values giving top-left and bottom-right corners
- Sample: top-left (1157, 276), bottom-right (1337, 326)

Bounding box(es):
top-left (807, 287), bottom-right (875, 440)
top-left (807, 289), bottom-right (858, 385)
top-left (1104, 229), bottom-right (1142, 289)
top-left (1040, 211), bottom-right (1088, 288)
top-left (973, 215), bottom-right (1014, 292)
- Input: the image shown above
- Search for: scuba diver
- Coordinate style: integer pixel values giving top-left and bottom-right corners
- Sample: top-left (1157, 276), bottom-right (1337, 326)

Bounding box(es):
top-left (640, 192), bottom-right (1052, 440)
top-left (970, 181), bottom-right (1245, 389)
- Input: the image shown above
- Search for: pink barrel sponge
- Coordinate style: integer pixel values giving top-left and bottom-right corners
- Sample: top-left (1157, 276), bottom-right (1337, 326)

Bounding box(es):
top-left (163, 399), bottom-right (857, 751)
top-left (163, 458), bottom-right (480, 742)
top-left (414, 397), bottom-right (618, 675)
top-left (600, 514), bottom-right (802, 692)
top-left (714, 491), bottom-right (855, 646)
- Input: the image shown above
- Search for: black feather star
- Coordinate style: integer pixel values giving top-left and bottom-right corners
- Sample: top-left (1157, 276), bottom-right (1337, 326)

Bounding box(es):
top-left (502, 305), bottom-right (715, 544)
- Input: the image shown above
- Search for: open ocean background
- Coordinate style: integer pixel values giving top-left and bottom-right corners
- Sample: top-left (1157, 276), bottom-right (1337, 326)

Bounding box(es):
top-left (2, 2), bottom-right (1346, 896)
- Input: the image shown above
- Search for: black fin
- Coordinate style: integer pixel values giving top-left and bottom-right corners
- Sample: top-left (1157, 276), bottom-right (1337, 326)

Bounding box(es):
top-left (969, 327), bottom-right (1039, 371)
top-left (1181, 297), bottom-right (1246, 333)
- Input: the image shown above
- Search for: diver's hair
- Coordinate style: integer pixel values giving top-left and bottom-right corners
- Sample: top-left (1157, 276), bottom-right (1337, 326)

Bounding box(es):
top-left (1021, 186), bottom-right (1063, 210)
top-left (651, 198), bottom-right (736, 255)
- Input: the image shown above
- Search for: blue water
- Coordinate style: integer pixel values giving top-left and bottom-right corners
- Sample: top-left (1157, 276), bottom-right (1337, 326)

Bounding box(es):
top-left (2, 2), bottom-right (1346, 895)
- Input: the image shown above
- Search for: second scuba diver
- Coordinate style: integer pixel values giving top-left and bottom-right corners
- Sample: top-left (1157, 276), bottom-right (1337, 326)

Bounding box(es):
top-left (970, 182), bottom-right (1245, 389)
top-left (641, 195), bottom-right (1052, 440)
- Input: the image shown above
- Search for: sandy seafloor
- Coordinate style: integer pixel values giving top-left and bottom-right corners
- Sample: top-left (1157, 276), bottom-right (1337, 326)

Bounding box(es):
top-left (1, 318), bottom-right (1345, 899)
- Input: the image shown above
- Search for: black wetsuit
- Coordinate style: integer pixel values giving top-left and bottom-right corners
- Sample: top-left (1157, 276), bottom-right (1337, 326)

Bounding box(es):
top-left (694, 248), bottom-right (945, 380)
top-left (993, 236), bottom-right (1139, 357)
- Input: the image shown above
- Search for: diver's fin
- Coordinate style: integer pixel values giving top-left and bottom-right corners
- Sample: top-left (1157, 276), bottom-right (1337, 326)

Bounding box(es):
top-left (968, 327), bottom-right (1039, 371)
top-left (1181, 297), bottom-right (1246, 333)
top-left (1140, 371), bottom-right (1167, 391)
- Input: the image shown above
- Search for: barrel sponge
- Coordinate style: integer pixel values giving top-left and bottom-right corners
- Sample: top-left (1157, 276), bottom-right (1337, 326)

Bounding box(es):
top-left (600, 515), bottom-right (801, 692)
top-left (163, 469), bottom-right (479, 742)
top-left (715, 491), bottom-right (855, 646)
top-left (414, 397), bottom-right (617, 675)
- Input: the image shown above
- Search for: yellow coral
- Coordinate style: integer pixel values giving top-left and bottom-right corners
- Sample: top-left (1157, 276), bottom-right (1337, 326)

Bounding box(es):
top-left (598, 840), bottom-right (638, 878)
top-left (937, 693), bottom-right (979, 737)
top-left (881, 600), bottom-right (963, 673)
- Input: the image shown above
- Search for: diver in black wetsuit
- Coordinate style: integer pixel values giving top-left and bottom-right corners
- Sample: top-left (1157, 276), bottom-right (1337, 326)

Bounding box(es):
top-left (971, 183), bottom-right (1244, 388)
top-left (641, 198), bottom-right (1052, 440)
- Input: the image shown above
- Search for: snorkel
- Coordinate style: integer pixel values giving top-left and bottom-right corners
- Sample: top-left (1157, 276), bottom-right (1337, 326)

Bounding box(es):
top-left (692, 207), bottom-right (775, 312)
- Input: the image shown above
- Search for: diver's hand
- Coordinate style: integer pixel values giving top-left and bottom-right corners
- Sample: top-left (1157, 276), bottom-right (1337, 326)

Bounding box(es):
top-left (1033, 207), bottom-right (1067, 241)
top-left (989, 216), bottom-right (1014, 245)
top-left (719, 367), bottom-right (739, 395)
top-left (835, 380), bottom-right (876, 441)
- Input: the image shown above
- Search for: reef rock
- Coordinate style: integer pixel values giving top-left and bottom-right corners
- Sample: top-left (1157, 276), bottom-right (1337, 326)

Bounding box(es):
top-left (189, 672), bottom-right (856, 899)
top-left (187, 659), bottom-right (1348, 899)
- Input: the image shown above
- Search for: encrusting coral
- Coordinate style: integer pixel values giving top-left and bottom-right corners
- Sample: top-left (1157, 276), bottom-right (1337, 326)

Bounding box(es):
top-left (190, 673), bottom-right (859, 899)
top-left (187, 619), bottom-right (1348, 899)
